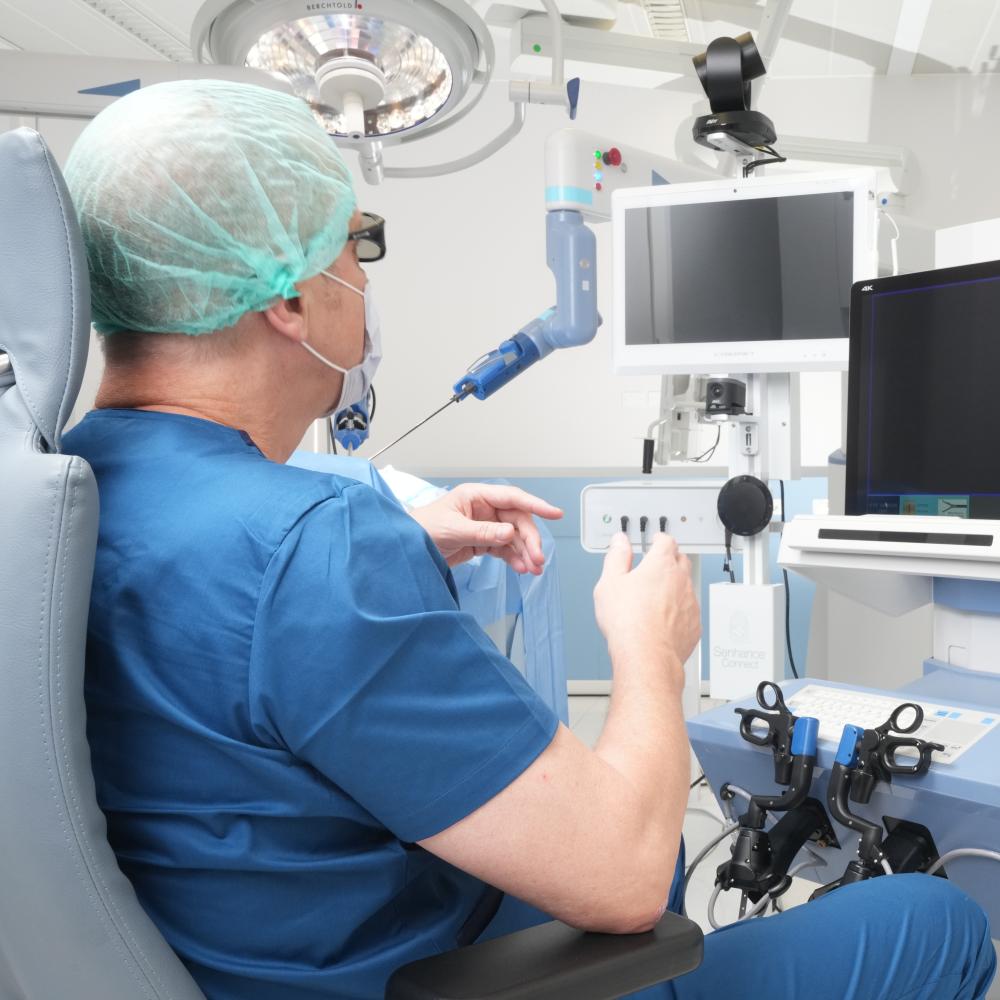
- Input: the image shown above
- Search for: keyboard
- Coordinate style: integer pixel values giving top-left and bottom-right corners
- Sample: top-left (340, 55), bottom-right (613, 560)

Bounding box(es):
top-left (785, 684), bottom-right (1000, 765)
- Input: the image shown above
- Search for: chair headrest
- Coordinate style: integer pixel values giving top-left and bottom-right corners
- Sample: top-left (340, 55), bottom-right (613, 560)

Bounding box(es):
top-left (0, 128), bottom-right (90, 452)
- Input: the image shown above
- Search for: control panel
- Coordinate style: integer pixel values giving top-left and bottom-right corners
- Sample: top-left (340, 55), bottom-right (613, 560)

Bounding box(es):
top-left (580, 480), bottom-right (728, 554)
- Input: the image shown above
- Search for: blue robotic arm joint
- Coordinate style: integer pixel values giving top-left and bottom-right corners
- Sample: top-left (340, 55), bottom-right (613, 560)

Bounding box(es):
top-left (453, 210), bottom-right (603, 400)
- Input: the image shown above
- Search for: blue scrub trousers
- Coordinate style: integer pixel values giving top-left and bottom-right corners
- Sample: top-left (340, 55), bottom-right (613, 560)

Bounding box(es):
top-left (484, 843), bottom-right (996, 1000)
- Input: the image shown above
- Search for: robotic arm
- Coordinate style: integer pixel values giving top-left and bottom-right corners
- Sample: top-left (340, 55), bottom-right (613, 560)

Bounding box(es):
top-left (367, 131), bottom-right (717, 461)
top-left (454, 210), bottom-right (599, 400)
top-left (451, 129), bottom-right (716, 402)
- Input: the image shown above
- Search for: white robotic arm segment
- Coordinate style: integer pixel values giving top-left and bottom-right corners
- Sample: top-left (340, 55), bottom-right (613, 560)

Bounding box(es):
top-left (543, 128), bottom-right (718, 220)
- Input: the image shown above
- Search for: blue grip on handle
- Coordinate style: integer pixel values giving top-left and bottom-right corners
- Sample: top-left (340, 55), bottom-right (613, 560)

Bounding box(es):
top-left (791, 716), bottom-right (819, 757)
top-left (453, 333), bottom-right (541, 401)
top-left (835, 724), bottom-right (865, 767)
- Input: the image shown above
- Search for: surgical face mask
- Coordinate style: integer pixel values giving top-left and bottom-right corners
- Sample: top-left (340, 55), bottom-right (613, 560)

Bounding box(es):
top-left (302, 270), bottom-right (382, 416)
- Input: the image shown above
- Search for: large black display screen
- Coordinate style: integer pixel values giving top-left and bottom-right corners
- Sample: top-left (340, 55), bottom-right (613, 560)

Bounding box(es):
top-left (847, 261), bottom-right (1000, 519)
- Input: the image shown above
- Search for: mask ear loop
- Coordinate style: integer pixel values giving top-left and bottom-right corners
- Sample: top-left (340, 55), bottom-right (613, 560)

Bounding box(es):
top-left (304, 268), bottom-right (367, 372)
top-left (301, 339), bottom-right (348, 374)
top-left (321, 269), bottom-right (365, 297)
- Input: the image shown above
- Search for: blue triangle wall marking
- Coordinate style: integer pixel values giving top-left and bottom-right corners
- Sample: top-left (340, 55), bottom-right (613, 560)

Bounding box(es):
top-left (78, 79), bottom-right (141, 98)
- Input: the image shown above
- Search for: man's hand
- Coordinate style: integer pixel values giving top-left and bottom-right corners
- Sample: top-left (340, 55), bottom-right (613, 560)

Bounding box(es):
top-left (409, 484), bottom-right (563, 574)
top-left (593, 532), bottom-right (701, 674)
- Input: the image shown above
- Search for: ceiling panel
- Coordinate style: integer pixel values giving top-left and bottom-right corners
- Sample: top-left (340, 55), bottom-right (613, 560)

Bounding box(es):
top-left (116, 0), bottom-right (205, 43)
top-left (914, 0), bottom-right (999, 73)
top-left (0, 0), bottom-right (999, 76)
top-left (683, 0), bottom-right (997, 76)
top-left (74, 0), bottom-right (190, 59)
top-left (0, 0), bottom-right (166, 57)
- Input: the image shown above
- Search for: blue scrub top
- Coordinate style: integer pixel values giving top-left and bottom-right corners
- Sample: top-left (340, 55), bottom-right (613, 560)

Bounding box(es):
top-left (63, 409), bottom-right (559, 1000)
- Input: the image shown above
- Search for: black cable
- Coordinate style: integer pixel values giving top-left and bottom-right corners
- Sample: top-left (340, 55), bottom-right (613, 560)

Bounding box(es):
top-left (368, 384), bottom-right (377, 422)
top-left (690, 773), bottom-right (706, 789)
top-left (743, 155), bottom-right (786, 177)
top-left (722, 529), bottom-right (736, 584)
top-left (691, 424), bottom-right (722, 463)
top-left (779, 480), bottom-right (800, 679)
top-left (327, 416), bottom-right (338, 454)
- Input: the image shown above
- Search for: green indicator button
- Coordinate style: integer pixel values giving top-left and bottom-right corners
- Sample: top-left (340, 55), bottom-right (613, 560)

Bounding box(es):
top-left (533, 43), bottom-right (542, 53)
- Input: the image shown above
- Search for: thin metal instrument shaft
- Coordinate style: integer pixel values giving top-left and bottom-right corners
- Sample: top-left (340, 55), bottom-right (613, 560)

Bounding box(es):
top-left (368, 393), bottom-right (464, 462)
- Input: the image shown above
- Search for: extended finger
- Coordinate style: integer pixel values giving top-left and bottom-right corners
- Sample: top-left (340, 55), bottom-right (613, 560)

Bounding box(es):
top-left (467, 484), bottom-right (563, 521)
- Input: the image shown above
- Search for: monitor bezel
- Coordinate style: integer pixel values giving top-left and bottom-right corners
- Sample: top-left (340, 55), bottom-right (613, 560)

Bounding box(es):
top-left (845, 257), bottom-right (1000, 517)
top-left (611, 170), bottom-right (879, 376)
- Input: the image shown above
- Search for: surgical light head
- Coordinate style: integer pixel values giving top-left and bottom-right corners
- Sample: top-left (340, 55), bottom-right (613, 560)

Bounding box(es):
top-left (192, 0), bottom-right (493, 148)
top-left (64, 79), bottom-right (357, 336)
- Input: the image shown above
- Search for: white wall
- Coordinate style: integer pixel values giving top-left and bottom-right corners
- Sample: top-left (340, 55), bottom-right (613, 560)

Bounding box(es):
top-left (333, 69), bottom-right (1000, 475)
top-left (9, 67), bottom-right (1000, 475)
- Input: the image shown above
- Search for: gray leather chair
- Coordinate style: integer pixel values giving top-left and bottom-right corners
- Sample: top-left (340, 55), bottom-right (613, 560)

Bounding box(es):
top-left (0, 126), bottom-right (207, 1000)
top-left (0, 125), bottom-right (702, 1000)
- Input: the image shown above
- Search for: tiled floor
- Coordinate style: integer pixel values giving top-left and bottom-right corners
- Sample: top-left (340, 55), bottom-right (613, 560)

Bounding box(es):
top-left (567, 695), bottom-right (1000, 996)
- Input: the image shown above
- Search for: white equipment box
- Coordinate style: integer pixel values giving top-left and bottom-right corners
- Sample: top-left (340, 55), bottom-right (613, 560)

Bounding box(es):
top-left (580, 480), bottom-right (727, 554)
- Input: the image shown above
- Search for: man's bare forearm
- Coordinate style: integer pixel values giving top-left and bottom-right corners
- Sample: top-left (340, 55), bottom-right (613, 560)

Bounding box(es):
top-left (593, 642), bottom-right (690, 894)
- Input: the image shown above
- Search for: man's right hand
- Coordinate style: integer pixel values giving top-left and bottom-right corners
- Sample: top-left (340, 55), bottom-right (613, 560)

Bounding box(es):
top-left (593, 532), bottom-right (701, 674)
top-left (421, 529), bottom-right (698, 935)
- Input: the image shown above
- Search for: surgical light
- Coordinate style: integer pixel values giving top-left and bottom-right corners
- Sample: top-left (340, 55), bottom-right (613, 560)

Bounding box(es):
top-left (192, 0), bottom-right (493, 146)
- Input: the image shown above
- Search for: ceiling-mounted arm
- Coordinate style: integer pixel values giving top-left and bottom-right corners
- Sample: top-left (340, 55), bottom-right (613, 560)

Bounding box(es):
top-left (374, 0), bottom-right (578, 183)
top-left (377, 103), bottom-right (527, 182)
top-left (755, 0), bottom-right (794, 65)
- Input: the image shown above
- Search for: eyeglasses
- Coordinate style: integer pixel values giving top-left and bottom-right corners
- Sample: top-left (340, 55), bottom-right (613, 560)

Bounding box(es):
top-left (348, 212), bottom-right (386, 262)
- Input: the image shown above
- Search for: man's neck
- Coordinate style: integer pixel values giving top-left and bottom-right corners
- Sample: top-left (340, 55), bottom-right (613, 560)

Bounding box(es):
top-left (96, 380), bottom-right (313, 464)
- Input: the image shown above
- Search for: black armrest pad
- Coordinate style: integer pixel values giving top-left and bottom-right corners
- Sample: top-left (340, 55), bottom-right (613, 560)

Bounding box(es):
top-left (385, 911), bottom-right (704, 1000)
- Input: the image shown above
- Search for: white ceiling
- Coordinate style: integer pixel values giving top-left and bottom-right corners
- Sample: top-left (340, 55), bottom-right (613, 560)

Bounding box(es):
top-left (1, 0), bottom-right (999, 77)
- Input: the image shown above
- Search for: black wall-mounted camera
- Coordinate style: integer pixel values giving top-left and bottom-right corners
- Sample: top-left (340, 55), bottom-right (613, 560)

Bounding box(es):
top-left (691, 32), bottom-right (776, 152)
top-left (705, 377), bottom-right (747, 417)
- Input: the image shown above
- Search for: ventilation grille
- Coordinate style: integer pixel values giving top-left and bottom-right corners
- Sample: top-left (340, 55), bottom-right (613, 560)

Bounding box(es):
top-left (78, 0), bottom-right (191, 61)
top-left (637, 0), bottom-right (689, 40)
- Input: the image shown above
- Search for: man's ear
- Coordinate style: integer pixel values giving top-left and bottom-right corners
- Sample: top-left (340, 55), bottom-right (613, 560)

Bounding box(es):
top-left (262, 295), bottom-right (307, 344)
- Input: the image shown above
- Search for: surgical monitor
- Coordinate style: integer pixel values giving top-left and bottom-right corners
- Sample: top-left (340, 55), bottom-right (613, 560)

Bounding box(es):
top-left (612, 172), bottom-right (878, 375)
top-left (846, 258), bottom-right (1000, 520)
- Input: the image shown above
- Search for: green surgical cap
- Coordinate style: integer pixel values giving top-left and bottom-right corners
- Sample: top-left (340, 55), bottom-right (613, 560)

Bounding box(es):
top-left (64, 79), bottom-right (357, 335)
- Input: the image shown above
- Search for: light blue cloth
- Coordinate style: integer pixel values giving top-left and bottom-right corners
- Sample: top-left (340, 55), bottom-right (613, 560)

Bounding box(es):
top-left (288, 453), bottom-right (569, 724)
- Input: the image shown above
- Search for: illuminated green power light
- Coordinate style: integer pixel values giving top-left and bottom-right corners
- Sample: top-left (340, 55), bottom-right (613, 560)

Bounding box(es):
top-left (594, 149), bottom-right (601, 158)
top-left (533, 43), bottom-right (542, 53)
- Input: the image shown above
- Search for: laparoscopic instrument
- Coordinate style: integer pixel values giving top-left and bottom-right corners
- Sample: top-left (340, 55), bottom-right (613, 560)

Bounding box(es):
top-left (683, 680), bottom-right (1000, 930)
top-left (714, 683), bottom-right (835, 913)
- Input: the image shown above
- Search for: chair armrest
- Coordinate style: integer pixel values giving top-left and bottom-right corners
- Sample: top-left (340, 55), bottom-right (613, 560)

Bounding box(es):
top-left (385, 911), bottom-right (704, 1000)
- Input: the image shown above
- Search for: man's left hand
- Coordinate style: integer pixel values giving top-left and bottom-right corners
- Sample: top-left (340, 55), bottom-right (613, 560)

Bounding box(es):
top-left (410, 484), bottom-right (563, 574)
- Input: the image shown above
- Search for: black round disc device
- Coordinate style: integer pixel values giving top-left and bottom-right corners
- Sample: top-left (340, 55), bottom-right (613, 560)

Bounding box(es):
top-left (692, 109), bottom-right (777, 150)
top-left (717, 476), bottom-right (773, 537)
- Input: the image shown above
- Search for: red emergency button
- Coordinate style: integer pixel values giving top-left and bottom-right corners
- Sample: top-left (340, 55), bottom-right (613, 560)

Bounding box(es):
top-left (602, 147), bottom-right (622, 167)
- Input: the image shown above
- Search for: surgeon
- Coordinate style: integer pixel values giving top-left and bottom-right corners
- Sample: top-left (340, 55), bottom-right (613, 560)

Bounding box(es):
top-left (62, 80), bottom-right (994, 1000)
